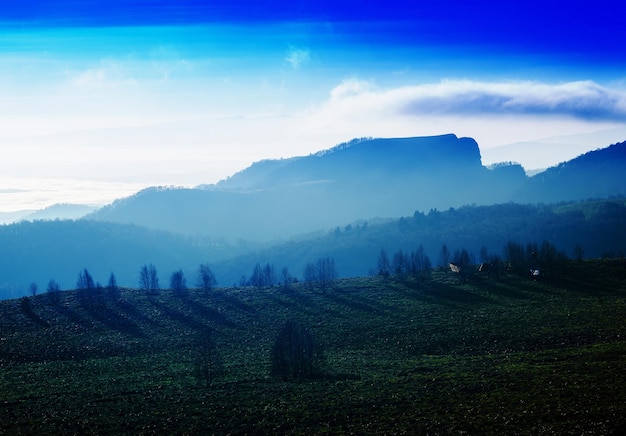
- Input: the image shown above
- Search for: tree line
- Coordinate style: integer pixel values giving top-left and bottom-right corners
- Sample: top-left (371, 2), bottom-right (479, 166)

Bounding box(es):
top-left (374, 238), bottom-right (570, 282)
top-left (36, 254), bottom-right (339, 305)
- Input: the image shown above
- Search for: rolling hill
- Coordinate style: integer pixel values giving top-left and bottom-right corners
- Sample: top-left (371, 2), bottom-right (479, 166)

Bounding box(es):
top-left (1, 260), bottom-right (625, 434)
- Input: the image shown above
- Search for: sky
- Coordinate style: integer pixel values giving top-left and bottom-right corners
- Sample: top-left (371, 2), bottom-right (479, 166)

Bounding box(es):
top-left (1, 0), bottom-right (626, 213)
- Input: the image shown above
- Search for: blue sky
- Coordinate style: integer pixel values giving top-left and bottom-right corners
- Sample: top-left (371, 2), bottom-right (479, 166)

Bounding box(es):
top-left (1, 1), bottom-right (626, 212)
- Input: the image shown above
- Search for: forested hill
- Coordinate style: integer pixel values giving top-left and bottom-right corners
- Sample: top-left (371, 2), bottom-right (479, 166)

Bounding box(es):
top-left (85, 136), bottom-right (626, 242)
top-left (5, 198), bottom-right (622, 300)
top-left (211, 199), bottom-right (626, 285)
top-left (518, 140), bottom-right (626, 202)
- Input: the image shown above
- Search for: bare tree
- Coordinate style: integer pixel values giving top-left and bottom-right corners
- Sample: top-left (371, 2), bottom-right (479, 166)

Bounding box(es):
top-left (263, 263), bottom-right (275, 288)
top-left (107, 272), bottom-right (120, 300)
top-left (303, 257), bottom-right (337, 293)
top-left (316, 257), bottom-right (337, 294)
top-left (170, 269), bottom-right (188, 297)
top-left (281, 267), bottom-right (294, 288)
top-left (303, 262), bottom-right (317, 290)
top-left (139, 264), bottom-right (159, 294)
top-left (249, 262), bottom-right (275, 289)
top-left (76, 268), bottom-right (95, 303)
top-left (46, 279), bottom-right (61, 305)
top-left (377, 249), bottom-right (390, 278)
top-left (76, 268), bottom-right (95, 290)
top-left (197, 263), bottom-right (217, 293)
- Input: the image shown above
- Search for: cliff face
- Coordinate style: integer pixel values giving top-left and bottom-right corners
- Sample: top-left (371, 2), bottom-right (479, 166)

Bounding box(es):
top-left (214, 134), bottom-right (485, 191)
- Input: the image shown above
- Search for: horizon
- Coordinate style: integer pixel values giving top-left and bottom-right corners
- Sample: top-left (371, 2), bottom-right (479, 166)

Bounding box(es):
top-left (2, 1), bottom-right (626, 213)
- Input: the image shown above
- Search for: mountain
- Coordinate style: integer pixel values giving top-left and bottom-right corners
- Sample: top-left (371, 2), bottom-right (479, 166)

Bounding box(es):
top-left (0, 210), bottom-right (34, 225)
top-left (0, 204), bottom-right (98, 225)
top-left (87, 135), bottom-right (528, 242)
top-left (480, 125), bottom-right (626, 171)
top-left (518, 141), bottom-right (626, 203)
top-left (23, 203), bottom-right (98, 221)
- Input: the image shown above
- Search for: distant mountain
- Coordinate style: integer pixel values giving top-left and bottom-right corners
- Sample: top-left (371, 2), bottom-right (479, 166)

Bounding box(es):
top-left (0, 204), bottom-right (98, 225)
top-left (23, 203), bottom-right (98, 221)
top-left (518, 141), bottom-right (626, 203)
top-left (87, 134), bottom-right (529, 241)
top-left (481, 126), bottom-right (626, 171)
top-left (0, 210), bottom-right (34, 225)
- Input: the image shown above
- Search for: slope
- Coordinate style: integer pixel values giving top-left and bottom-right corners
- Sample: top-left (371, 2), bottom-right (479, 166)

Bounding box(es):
top-left (1, 260), bottom-right (625, 434)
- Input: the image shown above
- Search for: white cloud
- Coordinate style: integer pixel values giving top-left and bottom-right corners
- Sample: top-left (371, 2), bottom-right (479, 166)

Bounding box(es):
top-left (323, 79), bottom-right (626, 121)
top-left (285, 47), bottom-right (311, 69)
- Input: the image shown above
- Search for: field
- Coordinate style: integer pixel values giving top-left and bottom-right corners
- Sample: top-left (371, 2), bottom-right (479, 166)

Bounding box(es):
top-left (1, 259), bottom-right (625, 434)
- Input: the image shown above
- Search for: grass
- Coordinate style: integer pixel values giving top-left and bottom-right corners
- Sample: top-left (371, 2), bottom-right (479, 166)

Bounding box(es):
top-left (1, 259), bottom-right (625, 434)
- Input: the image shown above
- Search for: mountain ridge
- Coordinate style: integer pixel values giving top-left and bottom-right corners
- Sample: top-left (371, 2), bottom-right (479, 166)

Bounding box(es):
top-left (87, 134), bottom-right (525, 241)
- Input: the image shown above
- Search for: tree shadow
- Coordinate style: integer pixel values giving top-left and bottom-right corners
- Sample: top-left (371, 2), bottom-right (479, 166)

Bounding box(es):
top-left (324, 290), bottom-right (391, 316)
top-left (209, 290), bottom-right (257, 314)
top-left (422, 281), bottom-right (491, 305)
top-left (19, 299), bottom-right (49, 328)
top-left (52, 303), bottom-right (89, 327)
top-left (150, 299), bottom-right (209, 331)
top-left (114, 299), bottom-right (158, 327)
top-left (181, 298), bottom-right (238, 329)
top-left (81, 302), bottom-right (144, 337)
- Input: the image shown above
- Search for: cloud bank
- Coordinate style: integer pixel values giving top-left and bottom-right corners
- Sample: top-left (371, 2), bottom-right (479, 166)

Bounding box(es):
top-left (326, 79), bottom-right (626, 121)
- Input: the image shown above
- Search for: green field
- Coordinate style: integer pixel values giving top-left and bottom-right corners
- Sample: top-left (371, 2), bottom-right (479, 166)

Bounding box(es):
top-left (1, 260), bottom-right (625, 434)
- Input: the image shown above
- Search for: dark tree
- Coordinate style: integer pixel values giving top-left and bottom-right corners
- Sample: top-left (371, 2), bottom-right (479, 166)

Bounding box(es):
top-left (263, 263), bottom-right (275, 288)
top-left (281, 266), bottom-right (294, 287)
top-left (76, 268), bottom-right (95, 303)
top-left (303, 257), bottom-right (337, 293)
top-left (76, 268), bottom-right (95, 290)
top-left (316, 257), bottom-right (337, 294)
top-left (439, 244), bottom-right (451, 271)
top-left (29, 282), bottom-right (38, 297)
top-left (170, 269), bottom-right (188, 297)
top-left (573, 244), bottom-right (585, 261)
top-left (250, 263), bottom-right (264, 288)
top-left (139, 264), bottom-right (159, 294)
top-left (377, 249), bottom-right (390, 278)
top-left (303, 262), bottom-right (317, 290)
top-left (193, 328), bottom-right (223, 387)
top-left (270, 320), bottom-right (322, 381)
top-left (46, 279), bottom-right (61, 305)
top-left (107, 272), bottom-right (120, 300)
top-left (409, 245), bottom-right (432, 280)
top-left (197, 263), bottom-right (217, 293)
top-left (503, 240), bottom-right (527, 274)
top-left (392, 249), bottom-right (411, 278)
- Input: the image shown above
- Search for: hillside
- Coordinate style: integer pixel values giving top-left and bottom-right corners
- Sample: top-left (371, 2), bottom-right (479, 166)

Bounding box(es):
top-left (519, 141), bottom-right (626, 202)
top-left (1, 260), bottom-right (625, 434)
top-left (209, 200), bottom-right (626, 286)
top-left (2, 199), bottom-right (625, 300)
